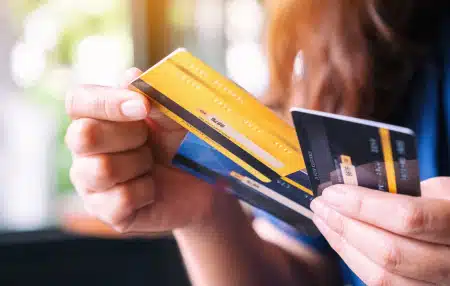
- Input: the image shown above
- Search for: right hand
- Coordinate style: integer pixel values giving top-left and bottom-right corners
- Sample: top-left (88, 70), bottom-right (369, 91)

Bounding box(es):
top-left (65, 68), bottom-right (224, 234)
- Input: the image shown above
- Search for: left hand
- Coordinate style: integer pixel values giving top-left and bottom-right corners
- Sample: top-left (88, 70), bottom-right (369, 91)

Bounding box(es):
top-left (311, 177), bottom-right (450, 285)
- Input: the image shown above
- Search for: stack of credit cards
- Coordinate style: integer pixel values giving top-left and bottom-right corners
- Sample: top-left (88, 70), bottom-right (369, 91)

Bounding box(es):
top-left (130, 48), bottom-right (421, 235)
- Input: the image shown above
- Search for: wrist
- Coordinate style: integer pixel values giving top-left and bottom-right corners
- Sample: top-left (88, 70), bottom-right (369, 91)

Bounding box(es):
top-left (173, 189), bottom-right (249, 238)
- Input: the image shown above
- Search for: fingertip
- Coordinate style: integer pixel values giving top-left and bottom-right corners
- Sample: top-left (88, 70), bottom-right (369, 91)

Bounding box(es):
top-left (421, 177), bottom-right (450, 199)
top-left (120, 67), bottom-right (143, 88)
top-left (126, 67), bottom-right (143, 78)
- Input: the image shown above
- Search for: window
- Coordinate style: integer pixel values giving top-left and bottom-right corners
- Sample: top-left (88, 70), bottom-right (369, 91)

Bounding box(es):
top-left (1, 0), bottom-right (133, 232)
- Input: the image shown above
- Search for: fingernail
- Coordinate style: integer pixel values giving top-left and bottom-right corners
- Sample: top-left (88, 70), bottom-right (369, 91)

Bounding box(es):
top-left (321, 185), bottom-right (349, 208)
top-left (310, 198), bottom-right (330, 220)
top-left (121, 100), bottom-right (148, 119)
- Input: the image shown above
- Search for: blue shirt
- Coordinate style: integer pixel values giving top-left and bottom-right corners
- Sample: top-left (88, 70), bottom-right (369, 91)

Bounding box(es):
top-left (264, 15), bottom-right (450, 286)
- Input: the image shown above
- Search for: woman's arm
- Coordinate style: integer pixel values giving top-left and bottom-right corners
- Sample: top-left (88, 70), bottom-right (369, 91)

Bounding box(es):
top-left (174, 191), bottom-right (337, 286)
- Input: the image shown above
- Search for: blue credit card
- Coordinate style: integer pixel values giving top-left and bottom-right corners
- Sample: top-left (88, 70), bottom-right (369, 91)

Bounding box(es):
top-left (172, 132), bottom-right (320, 236)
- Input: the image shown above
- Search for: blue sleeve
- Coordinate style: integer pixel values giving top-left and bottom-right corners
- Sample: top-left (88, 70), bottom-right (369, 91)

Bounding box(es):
top-left (440, 16), bottom-right (450, 175)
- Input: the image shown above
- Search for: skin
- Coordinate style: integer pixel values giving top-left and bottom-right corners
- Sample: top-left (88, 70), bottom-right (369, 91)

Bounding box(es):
top-left (65, 68), bottom-right (450, 286)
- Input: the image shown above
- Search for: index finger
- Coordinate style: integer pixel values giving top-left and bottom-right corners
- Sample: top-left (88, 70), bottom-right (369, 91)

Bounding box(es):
top-left (315, 184), bottom-right (450, 245)
top-left (66, 85), bottom-right (151, 121)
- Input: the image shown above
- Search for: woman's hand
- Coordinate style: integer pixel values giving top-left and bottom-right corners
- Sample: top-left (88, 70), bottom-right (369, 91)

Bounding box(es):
top-left (310, 177), bottom-right (450, 285)
top-left (65, 68), bottom-right (221, 234)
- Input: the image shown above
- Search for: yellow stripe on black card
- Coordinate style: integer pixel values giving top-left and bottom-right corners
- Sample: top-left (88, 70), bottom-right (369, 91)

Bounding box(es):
top-left (379, 128), bottom-right (397, 194)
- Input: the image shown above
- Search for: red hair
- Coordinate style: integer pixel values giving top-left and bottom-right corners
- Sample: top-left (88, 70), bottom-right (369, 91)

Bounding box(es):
top-left (264, 0), bottom-right (442, 121)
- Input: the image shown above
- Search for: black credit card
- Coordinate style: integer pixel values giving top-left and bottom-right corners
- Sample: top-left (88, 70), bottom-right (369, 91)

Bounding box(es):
top-left (291, 108), bottom-right (421, 197)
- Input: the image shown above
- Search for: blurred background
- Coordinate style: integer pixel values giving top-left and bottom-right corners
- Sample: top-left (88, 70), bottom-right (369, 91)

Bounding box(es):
top-left (0, 0), bottom-right (269, 284)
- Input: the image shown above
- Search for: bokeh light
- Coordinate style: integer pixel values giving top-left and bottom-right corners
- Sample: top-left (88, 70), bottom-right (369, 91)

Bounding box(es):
top-left (224, 0), bottom-right (268, 97)
top-left (225, 0), bottom-right (264, 43)
top-left (226, 42), bottom-right (269, 97)
top-left (23, 5), bottom-right (61, 52)
top-left (11, 41), bottom-right (47, 88)
top-left (75, 0), bottom-right (117, 15)
top-left (73, 35), bottom-right (133, 86)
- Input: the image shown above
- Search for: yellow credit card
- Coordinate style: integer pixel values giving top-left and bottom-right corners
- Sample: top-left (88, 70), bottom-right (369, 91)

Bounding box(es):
top-left (130, 48), bottom-right (306, 183)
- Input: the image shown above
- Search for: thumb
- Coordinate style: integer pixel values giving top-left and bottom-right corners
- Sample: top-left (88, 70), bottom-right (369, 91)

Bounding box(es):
top-left (421, 177), bottom-right (450, 200)
top-left (120, 67), bottom-right (143, 88)
top-left (65, 68), bottom-right (150, 122)
top-left (125, 69), bottom-right (183, 133)
top-left (125, 67), bottom-right (186, 163)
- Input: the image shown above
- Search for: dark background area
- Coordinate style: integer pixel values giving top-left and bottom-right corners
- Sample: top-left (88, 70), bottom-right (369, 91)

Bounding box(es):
top-left (0, 230), bottom-right (190, 286)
